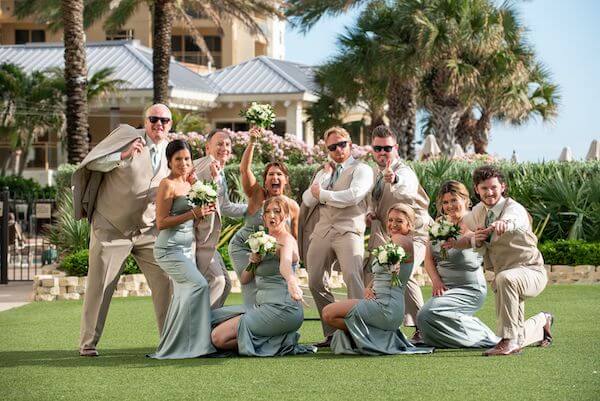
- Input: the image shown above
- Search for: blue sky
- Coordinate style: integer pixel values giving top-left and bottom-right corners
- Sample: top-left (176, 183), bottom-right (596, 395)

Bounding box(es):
top-left (285, 1), bottom-right (600, 161)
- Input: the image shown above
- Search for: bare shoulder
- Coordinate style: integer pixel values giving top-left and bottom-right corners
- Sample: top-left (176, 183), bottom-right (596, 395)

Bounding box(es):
top-left (285, 197), bottom-right (300, 213)
top-left (158, 177), bottom-right (176, 194)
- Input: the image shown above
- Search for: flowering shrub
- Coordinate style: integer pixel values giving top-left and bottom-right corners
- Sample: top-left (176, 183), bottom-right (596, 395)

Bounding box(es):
top-left (169, 130), bottom-right (373, 165)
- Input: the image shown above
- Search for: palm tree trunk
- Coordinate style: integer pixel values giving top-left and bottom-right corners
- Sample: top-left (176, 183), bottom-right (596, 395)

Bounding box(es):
top-left (387, 75), bottom-right (417, 160)
top-left (455, 110), bottom-right (477, 151)
top-left (428, 103), bottom-right (464, 156)
top-left (152, 0), bottom-right (175, 104)
top-left (61, 0), bottom-right (89, 164)
top-left (473, 111), bottom-right (492, 154)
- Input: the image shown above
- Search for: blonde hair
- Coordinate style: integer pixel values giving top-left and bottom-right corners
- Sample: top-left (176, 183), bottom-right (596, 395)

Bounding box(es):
top-left (263, 196), bottom-right (290, 218)
top-left (323, 126), bottom-right (351, 142)
top-left (435, 180), bottom-right (471, 216)
top-left (387, 203), bottom-right (416, 229)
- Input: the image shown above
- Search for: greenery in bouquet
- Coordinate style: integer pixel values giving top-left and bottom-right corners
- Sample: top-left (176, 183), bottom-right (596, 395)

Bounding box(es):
top-left (239, 102), bottom-right (276, 130)
top-left (429, 218), bottom-right (461, 259)
top-left (188, 180), bottom-right (218, 206)
top-left (245, 227), bottom-right (278, 273)
top-left (371, 242), bottom-right (407, 287)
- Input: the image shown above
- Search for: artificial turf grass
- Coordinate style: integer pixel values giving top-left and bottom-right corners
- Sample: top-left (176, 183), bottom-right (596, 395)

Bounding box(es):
top-left (0, 286), bottom-right (598, 401)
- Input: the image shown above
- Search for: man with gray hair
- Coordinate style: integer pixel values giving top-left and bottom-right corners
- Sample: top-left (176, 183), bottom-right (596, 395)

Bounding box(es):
top-left (193, 129), bottom-right (247, 308)
top-left (72, 104), bottom-right (173, 356)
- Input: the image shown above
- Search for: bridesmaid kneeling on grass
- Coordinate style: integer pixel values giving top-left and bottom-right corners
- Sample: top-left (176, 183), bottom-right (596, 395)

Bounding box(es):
top-left (324, 204), bottom-right (434, 355)
top-left (211, 196), bottom-right (316, 356)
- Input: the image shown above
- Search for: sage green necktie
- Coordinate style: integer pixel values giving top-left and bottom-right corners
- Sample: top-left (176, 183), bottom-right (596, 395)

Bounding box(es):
top-left (327, 164), bottom-right (342, 190)
top-left (150, 145), bottom-right (160, 173)
top-left (373, 173), bottom-right (384, 201)
top-left (485, 209), bottom-right (495, 227)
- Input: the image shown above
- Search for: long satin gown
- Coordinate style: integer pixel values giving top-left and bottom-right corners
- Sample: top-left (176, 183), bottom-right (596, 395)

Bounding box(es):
top-left (331, 261), bottom-right (434, 355)
top-left (216, 253), bottom-right (316, 356)
top-left (417, 246), bottom-right (500, 348)
top-left (148, 196), bottom-right (216, 359)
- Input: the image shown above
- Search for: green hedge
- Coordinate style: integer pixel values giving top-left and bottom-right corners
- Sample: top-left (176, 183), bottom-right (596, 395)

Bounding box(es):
top-left (53, 160), bottom-right (600, 243)
top-left (0, 175), bottom-right (56, 200)
top-left (60, 249), bottom-right (142, 277)
top-left (539, 240), bottom-right (600, 266)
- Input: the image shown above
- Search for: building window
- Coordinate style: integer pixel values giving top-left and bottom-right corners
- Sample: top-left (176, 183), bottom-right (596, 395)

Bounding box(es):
top-left (106, 29), bottom-right (134, 41)
top-left (171, 35), bottom-right (222, 69)
top-left (15, 29), bottom-right (45, 44)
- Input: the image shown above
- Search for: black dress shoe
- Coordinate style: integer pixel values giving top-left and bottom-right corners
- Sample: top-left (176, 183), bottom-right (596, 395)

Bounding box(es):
top-left (314, 336), bottom-right (333, 348)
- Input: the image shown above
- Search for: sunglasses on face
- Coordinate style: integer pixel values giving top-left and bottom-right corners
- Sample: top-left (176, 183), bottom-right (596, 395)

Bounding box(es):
top-left (327, 141), bottom-right (348, 152)
top-left (373, 145), bottom-right (394, 153)
top-left (147, 116), bottom-right (171, 125)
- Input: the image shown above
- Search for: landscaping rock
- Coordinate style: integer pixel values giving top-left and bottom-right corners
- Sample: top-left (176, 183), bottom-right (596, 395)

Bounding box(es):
top-left (57, 293), bottom-right (81, 301)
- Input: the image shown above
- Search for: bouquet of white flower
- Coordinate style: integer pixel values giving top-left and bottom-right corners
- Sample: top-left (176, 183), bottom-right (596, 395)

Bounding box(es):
top-left (371, 242), bottom-right (407, 287)
top-left (187, 180), bottom-right (218, 207)
top-left (239, 102), bottom-right (276, 130)
top-left (245, 227), bottom-right (278, 273)
top-left (428, 218), bottom-right (461, 260)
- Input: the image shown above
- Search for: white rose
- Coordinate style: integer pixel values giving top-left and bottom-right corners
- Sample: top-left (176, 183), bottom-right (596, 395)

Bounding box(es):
top-left (263, 241), bottom-right (274, 251)
top-left (248, 238), bottom-right (260, 253)
top-left (378, 252), bottom-right (389, 265)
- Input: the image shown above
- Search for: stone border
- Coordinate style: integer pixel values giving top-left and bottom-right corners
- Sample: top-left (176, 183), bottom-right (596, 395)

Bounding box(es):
top-left (32, 264), bottom-right (599, 302)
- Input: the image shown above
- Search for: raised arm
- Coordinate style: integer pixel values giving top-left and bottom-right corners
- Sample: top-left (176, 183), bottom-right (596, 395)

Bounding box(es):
top-left (288, 198), bottom-right (300, 239)
top-left (239, 129), bottom-right (262, 198)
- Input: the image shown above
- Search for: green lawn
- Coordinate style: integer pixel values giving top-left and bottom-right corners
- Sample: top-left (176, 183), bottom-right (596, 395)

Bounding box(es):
top-left (0, 285), bottom-right (599, 401)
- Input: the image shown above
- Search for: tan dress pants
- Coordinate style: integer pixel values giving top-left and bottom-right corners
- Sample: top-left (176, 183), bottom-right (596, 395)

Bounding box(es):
top-left (307, 231), bottom-right (365, 337)
top-left (493, 266), bottom-right (548, 346)
top-left (79, 213), bottom-right (171, 351)
top-left (195, 242), bottom-right (231, 309)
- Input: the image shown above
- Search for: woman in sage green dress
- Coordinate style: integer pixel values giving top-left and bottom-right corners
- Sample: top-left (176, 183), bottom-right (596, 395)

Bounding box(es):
top-left (228, 127), bottom-right (299, 306)
top-left (212, 196), bottom-right (316, 356)
top-left (418, 180), bottom-right (552, 349)
top-left (148, 140), bottom-right (218, 359)
top-left (325, 204), bottom-right (434, 355)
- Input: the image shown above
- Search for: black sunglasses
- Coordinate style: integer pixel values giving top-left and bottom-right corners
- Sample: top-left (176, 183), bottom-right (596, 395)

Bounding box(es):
top-left (327, 141), bottom-right (348, 152)
top-left (148, 116), bottom-right (171, 124)
top-left (373, 145), bottom-right (394, 153)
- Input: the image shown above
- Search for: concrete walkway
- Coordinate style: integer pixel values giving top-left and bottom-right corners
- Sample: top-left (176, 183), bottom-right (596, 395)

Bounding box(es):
top-left (0, 281), bottom-right (33, 312)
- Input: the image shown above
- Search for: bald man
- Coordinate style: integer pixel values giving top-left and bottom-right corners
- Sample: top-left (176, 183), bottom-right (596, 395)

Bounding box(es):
top-left (73, 104), bottom-right (173, 356)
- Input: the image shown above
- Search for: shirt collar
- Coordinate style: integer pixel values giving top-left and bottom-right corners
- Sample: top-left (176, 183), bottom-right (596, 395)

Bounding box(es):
top-left (486, 196), bottom-right (506, 216)
top-left (333, 155), bottom-right (355, 170)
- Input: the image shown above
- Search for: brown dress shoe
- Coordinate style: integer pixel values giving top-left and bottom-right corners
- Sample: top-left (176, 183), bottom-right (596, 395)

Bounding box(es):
top-left (483, 339), bottom-right (522, 356)
top-left (410, 329), bottom-right (423, 345)
top-left (79, 348), bottom-right (99, 357)
top-left (540, 312), bottom-right (554, 347)
top-left (313, 336), bottom-right (333, 348)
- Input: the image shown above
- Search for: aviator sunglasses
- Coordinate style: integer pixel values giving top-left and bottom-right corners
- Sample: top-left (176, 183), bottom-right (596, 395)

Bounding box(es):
top-left (147, 116), bottom-right (171, 124)
top-left (327, 141), bottom-right (348, 152)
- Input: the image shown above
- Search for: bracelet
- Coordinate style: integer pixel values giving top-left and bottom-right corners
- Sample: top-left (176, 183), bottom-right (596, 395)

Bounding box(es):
top-left (191, 209), bottom-right (198, 219)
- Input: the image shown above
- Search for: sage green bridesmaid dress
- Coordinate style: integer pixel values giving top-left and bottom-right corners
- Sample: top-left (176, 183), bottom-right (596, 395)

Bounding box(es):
top-left (331, 261), bottom-right (434, 355)
top-left (148, 196), bottom-right (216, 359)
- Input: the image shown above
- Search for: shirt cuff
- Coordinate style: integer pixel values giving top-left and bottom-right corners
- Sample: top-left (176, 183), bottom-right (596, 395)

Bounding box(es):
top-left (319, 189), bottom-right (332, 204)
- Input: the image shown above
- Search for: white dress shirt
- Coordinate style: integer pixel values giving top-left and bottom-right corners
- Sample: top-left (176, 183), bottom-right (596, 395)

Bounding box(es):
top-left (217, 169), bottom-right (247, 218)
top-left (302, 155), bottom-right (373, 209)
top-left (486, 196), bottom-right (530, 233)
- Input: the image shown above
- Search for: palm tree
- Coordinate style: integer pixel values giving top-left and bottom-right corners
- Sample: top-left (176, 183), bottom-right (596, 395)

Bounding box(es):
top-left (286, 0), bottom-right (372, 32)
top-left (45, 66), bottom-right (127, 102)
top-left (0, 64), bottom-right (65, 175)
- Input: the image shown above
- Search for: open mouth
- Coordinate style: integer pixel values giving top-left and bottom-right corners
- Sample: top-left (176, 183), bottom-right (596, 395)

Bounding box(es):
top-left (270, 183), bottom-right (282, 191)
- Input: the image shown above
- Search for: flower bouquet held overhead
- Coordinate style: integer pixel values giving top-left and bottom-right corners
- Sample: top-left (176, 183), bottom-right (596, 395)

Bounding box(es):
top-left (240, 102), bottom-right (276, 138)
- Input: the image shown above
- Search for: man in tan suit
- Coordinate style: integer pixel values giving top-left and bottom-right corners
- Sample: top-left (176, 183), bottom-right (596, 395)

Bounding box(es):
top-left (366, 125), bottom-right (432, 343)
top-left (463, 165), bottom-right (553, 356)
top-left (302, 127), bottom-right (373, 347)
top-left (72, 104), bottom-right (173, 356)
top-left (193, 129), bottom-right (247, 308)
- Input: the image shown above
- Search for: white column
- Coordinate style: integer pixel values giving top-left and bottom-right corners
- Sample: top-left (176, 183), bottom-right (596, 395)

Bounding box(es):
top-left (304, 119), bottom-right (314, 146)
top-left (109, 107), bottom-right (121, 130)
top-left (285, 101), bottom-right (303, 140)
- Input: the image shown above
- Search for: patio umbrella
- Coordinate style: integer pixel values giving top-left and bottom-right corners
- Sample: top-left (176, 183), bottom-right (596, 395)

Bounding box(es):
top-left (585, 139), bottom-right (599, 161)
top-left (510, 150), bottom-right (518, 163)
top-left (419, 134), bottom-right (442, 160)
top-left (559, 146), bottom-right (573, 162)
top-left (450, 144), bottom-right (465, 159)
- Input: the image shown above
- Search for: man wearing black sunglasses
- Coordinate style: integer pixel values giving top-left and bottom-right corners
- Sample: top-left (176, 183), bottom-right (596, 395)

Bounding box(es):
top-left (73, 103), bottom-right (174, 356)
top-left (302, 126), bottom-right (374, 348)
top-left (366, 125), bottom-right (432, 344)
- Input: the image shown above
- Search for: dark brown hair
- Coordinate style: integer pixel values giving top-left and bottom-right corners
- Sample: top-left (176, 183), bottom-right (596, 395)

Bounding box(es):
top-left (165, 139), bottom-right (192, 169)
top-left (263, 161), bottom-right (290, 195)
top-left (472, 165), bottom-right (508, 197)
top-left (371, 125), bottom-right (396, 141)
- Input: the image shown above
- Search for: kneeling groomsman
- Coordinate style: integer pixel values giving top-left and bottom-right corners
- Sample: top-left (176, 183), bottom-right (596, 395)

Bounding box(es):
top-left (302, 127), bottom-right (373, 347)
top-left (464, 165), bottom-right (553, 356)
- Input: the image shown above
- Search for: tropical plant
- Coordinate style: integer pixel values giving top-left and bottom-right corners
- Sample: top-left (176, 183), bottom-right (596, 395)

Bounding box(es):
top-left (0, 63), bottom-right (65, 176)
top-left (172, 110), bottom-right (209, 134)
top-left (45, 66), bottom-right (126, 102)
top-left (46, 190), bottom-right (90, 255)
